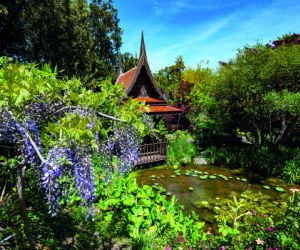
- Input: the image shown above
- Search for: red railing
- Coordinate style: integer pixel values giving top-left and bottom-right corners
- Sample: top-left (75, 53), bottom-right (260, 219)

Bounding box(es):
top-left (137, 141), bottom-right (168, 165)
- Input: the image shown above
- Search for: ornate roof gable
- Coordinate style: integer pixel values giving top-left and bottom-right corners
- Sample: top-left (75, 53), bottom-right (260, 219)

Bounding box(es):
top-left (116, 32), bottom-right (183, 115)
top-left (116, 32), bottom-right (166, 101)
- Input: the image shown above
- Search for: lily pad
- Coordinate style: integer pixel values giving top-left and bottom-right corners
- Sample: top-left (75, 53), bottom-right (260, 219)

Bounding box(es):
top-left (189, 187), bottom-right (194, 191)
top-left (262, 185), bottom-right (270, 190)
top-left (275, 187), bottom-right (285, 192)
top-left (176, 173), bottom-right (181, 176)
top-left (166, 192), bottom-right (171, 196)
top-left (209, 175), bottom-right (217, 179)
top-left (192, 174), bottom-right (197, 177)
top-left (241, 178), bottom-right (247, 182)
top-left (150, 175), bottom-right (156, 178)
top-left (199, 175), bottom-right (208, 180)
top-left (170, 175), bottom-right (176, 178)
top-left (185, 173), bottom-right (191, 176)
top-left (220, 175), bottom-right (228, 181)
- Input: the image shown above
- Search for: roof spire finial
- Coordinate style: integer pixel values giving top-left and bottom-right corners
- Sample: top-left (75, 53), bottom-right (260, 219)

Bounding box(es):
top-left (139, 31), bottom-right (147, 58)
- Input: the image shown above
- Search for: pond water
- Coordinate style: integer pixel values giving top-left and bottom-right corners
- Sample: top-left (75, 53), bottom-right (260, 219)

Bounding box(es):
top-left (134, 165), bottom-right (299, 230)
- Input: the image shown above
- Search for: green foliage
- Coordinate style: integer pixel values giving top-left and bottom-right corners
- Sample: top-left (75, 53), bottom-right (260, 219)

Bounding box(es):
top-left (0, 61), bottom-right (147, 146)
top-left (154, 56), bottom-right (185, 102)
top-left (96, 174), bottom-right (206, 248)
top-left (281, 151), bottom-right (300, 183)
top-left (120, 52), bottom-right (138, 72)
top-left (189, 43), bottom-right (300, 151)
top-left (166, 130), bottom-right (196, 168)
top-left (204, 145), bottom-right (300, 181)
top-left (207, 190), bottom-right (300, 249)
top-left (0, 0), bottom-right (122, 84)
top-left (0, 61), bottom-right (150, 247)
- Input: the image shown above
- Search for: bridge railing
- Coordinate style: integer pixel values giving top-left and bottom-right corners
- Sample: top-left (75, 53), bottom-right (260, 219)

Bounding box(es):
top-left (136, 141), bottom-right (168, 165)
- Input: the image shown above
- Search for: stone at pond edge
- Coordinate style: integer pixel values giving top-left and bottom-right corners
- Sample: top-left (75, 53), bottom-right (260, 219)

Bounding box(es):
top-left (194, 157), bottom-right (208, 165)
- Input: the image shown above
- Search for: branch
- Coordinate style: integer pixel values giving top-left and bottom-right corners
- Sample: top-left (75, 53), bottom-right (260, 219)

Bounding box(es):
top-left (95, 111), bottom-right (125, 122)
top-left (274, 113), bottom-right (287, 144)
top-left (0, 234), bottom-right (14, 245)
top-left (24, 132), bottom-right (46, 164)
top-left (55, 105), bottom-right (125, 122)
top-left (7, 110), bottom-right (46, 164)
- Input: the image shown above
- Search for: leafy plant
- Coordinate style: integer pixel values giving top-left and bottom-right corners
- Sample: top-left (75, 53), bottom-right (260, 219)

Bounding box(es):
top-left (166, 130), bottom-right (196, 168)
top-left (96, 174), bottom-right (207, 248)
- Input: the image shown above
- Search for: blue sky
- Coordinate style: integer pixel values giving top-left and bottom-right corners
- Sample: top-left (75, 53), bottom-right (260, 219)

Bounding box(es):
top-left (114, 0), bottom-right (300, 72)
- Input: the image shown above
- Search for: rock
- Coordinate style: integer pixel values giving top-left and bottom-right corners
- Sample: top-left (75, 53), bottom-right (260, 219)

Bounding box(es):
top-left (194, 157), bottom-right (208, 165)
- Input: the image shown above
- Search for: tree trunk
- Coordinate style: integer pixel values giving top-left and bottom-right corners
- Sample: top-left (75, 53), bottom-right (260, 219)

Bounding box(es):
top-left (16, 165), bottom-right (36, 250)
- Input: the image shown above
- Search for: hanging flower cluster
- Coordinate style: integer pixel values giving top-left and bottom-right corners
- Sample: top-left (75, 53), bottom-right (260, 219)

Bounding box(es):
top-left (111, 124), bottom-right (140, 174)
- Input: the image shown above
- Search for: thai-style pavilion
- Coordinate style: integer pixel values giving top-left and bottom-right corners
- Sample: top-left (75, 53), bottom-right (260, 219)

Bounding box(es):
top-left (116, 32), bottom-right (183, 164)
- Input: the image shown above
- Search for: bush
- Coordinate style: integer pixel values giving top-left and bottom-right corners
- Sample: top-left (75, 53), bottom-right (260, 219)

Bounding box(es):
top-left (96, 174), bottom-right (207, 249)
top-left (166, 130), bottom-right (196, 168)
top-left (281, 151), bottom-right (300, 183)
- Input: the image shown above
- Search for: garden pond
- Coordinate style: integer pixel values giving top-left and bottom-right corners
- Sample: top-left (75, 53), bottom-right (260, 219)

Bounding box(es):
top-left (133, 165), bottom-right (299, 231)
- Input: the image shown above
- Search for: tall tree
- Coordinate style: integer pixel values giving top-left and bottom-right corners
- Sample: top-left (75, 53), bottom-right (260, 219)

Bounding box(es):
top-left (0, 0), bottom-right (27, 57)
top-left (154, 56), bottom-right (185, 101)
top-left (0, 0), bottom-right (122, 84)
top-left (120, 52), bottom-right (138, 72)
top-left (24, 0), bottom-right (98, 80)
top-left (192, 43), bottom-right (300, 148)
top-left (89, 0), bottom-right (122, 80)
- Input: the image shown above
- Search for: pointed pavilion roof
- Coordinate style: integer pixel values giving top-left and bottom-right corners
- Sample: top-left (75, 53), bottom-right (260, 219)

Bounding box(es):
top-left (116, 32), bottom-right (183, 115)
top-left (116, 32), bottom-right (165, 99)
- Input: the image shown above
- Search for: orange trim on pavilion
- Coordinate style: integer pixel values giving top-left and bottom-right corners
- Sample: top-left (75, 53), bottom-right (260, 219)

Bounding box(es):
top-left (141, 105), bottom-right (183, 114)
top-left (133, 97), bottom-right (166, 104)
